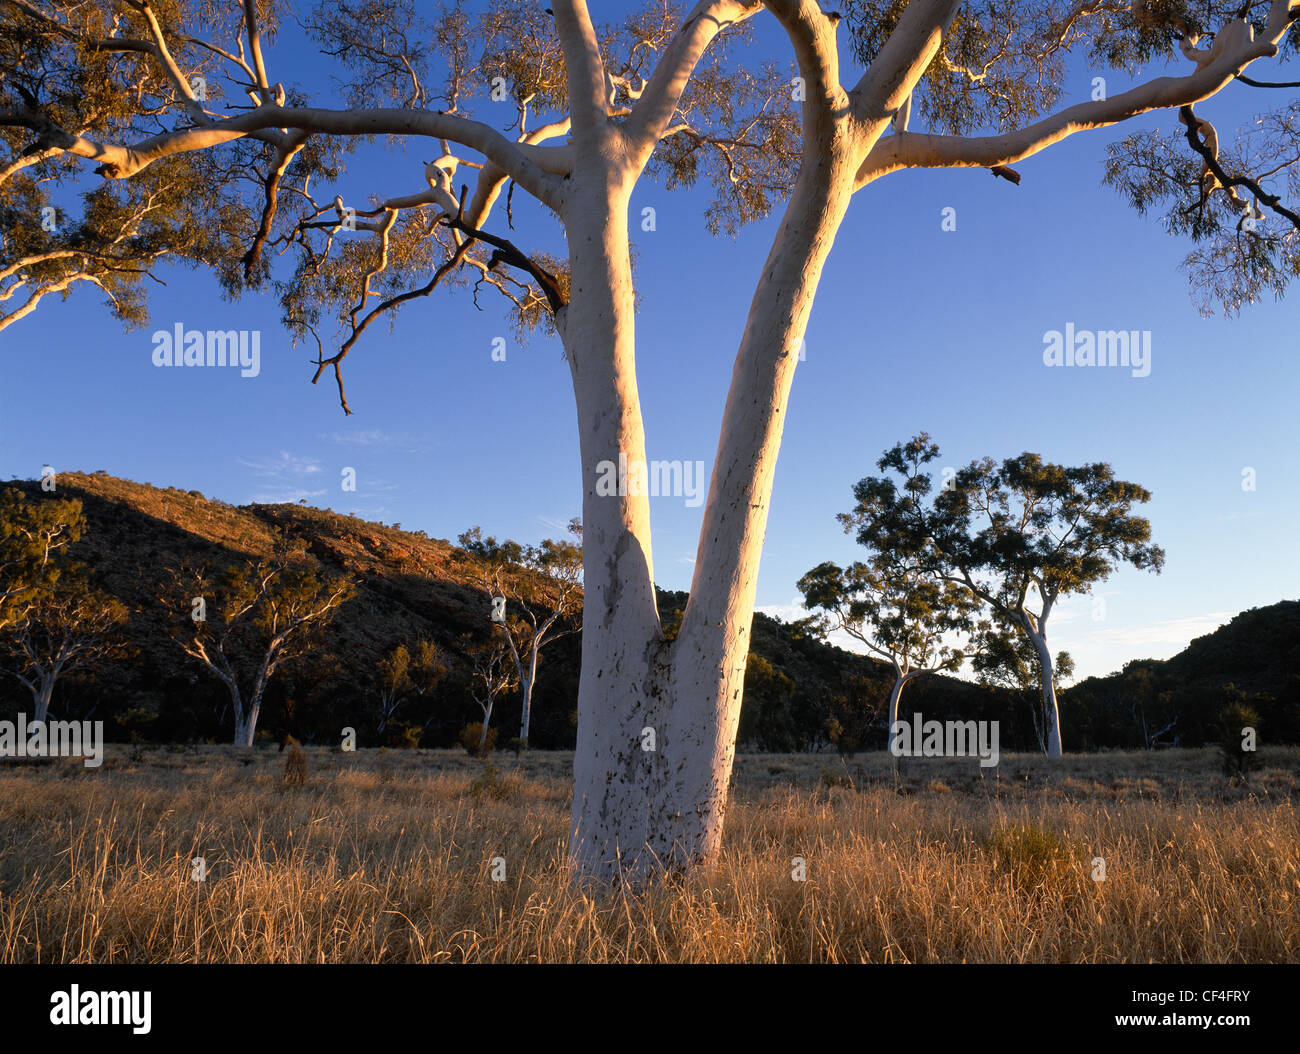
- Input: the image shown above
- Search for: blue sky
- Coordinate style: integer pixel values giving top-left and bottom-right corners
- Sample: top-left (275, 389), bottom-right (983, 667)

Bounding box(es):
top-left (2, 4), bottom-right (1297, 681)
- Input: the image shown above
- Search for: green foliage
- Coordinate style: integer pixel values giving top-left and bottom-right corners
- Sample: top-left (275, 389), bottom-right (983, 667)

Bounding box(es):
top-left (739, 653), bottom-right (797, 751)
top-left (468, 760), bottom-right (521, 801)
top-left (384, 720), bottom-right (424, 750)
top-left (984, 823), bottom-right (1076, 893)
top-left (0, 487), bottom-right (86, 629)
top-left (1218, 689), bottom-right (1263, 781)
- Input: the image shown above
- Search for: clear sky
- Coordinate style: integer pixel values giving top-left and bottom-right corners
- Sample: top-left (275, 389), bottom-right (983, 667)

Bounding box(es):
top-left (3, 4), bottom-right (1297, 681)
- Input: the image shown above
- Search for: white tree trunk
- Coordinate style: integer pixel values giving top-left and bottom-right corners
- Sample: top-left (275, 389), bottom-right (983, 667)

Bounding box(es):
top-left (520, 646), bottom-right (540, 743)
top-left (1028, 629), bottom-right (1062, 758)
top-left (478, 699), bottom-right (494, 754)
top-left (564, 172), bottom-right (667, 880)
top-left (886, 674), bottom-right (906, 755)
top-left (231, 684), bottom-right (257, 747)
top-left (567, 135), bottom-right (859, 881)
top-left (33, 679), bottom-right (53, 724)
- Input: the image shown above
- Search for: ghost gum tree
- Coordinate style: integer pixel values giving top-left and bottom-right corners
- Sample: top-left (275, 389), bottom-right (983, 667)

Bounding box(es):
top-left (846, 435), bottom-right (1163, 758)
top-left (167, 542), bottom-right (353, 746)
top-left (457, 522), bottom-right (583, 746)
top-left (5, 0), bottom-right (1300, 879)
top-left (800, 436), bottom-right (981, 755)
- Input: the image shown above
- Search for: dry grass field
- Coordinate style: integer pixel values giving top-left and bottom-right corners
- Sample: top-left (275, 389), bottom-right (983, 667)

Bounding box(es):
top-left (1, 745), bottom-right (1297, 963)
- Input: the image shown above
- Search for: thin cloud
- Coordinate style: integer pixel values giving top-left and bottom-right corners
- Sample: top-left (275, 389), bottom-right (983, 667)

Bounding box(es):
top-left (240, 451), bottom-right (323, 477)
top-left (1087, 612), bottom-right (1234, 649)
top-left (249, 487), bottom-right (328, 505)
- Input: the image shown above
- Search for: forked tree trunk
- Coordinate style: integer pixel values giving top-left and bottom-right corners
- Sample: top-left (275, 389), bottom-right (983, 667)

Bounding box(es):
top-left (566, 134), bottom-right (860, 882)
top-left (231, 683), bottom-right (263, 747)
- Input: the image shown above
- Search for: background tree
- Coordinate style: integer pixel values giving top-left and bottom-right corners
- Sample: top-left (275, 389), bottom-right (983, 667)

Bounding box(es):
top-left (737, 652), bottom-right (797, 750)
top-left (458, 520), bottom-right (582, 747)
top-left (7, 0), bottom-right (1300, 879)
top-left (843, 434), bottom-right (1148, 759)
top-left (371, 637), bottom-right (446, 740)
top-left (799, 556), bottom-right (980, 755)
top-left (464, 633), bottom-right (518, 756)
top-left (802, 459), bottom-right (983, 754)
top-left (970, 617), bottom-right (1075, 754)
top-left (1, 571), bottom-right (127, 722)
top-left (929, 451), bottom-right (1163, 758)
top-left (166, 538), bottom-right (353, 746)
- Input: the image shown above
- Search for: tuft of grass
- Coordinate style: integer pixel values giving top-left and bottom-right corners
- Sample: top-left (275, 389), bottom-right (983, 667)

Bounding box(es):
top-left (282, 737), bottom-right (308, 787)
top-left (469, 762), bottom-right (523, 802)
top-left (984, 822), bottom-right (1077, 894)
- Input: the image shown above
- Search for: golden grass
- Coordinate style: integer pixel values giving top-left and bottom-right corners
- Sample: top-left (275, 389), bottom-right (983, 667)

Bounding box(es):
top-left (1, 745), bottom-right (1297, 963)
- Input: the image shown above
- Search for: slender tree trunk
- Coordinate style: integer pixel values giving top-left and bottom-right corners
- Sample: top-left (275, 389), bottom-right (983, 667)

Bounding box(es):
top-left (520, 647), bottom-right (540, 744)
top-left (655, 138), bottom-right (859, 871)
top-left (1027, 630), bottom-right (1062, 758)
top-left (885, 674), bottom-right (906, 755)
top-left (564, 171), bottom-right (667, 881)
top-left (478, 699), bottom-right (494, 754)
top-left (33, 679), bottom-right (53, 724)
top-left (230, 684), bottom-right (255, 747)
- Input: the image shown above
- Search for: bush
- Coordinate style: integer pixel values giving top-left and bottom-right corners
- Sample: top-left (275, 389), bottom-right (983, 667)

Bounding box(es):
top-left (984, 823), bottom-right (1076, 892)
top-left (384, 721), bottom-right (423, 749)
top-left (460, 722), bottom-right (497, 757)
top-left (469, 762), bottom-right (522, 801)
top-left (1218, 694), bottom-right (1263, 782)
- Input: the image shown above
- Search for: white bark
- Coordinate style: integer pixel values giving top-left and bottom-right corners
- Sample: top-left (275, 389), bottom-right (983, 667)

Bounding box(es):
top-left (562, 166), bottom-right (668, 879)
top-left (885, 672), bottom-right (910, 755)
top-left (520, 645), bottom-right (540, 742)
top-left (477, 699), bottom-right (494, 754)
top-left (566, 0), bottom-right (956, 881)
top-left (1026, 626), bottom-right (1062, 759)
top-left (33, 678), bottom-right (53, 724)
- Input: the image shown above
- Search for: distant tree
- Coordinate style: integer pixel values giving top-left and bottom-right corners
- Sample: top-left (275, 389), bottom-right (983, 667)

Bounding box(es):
top-left (464, 634), bottom-right (518, 756)
top-left (372, 638), bottom-right (445, 737)
top-left (1120, 663), bottom-right (1179, 749)
top-left (845, 434), bottom-right (1160, 758)
top-left (1218, 687), bottom-right (1263, 781)
top-left (166, 538), bottom-right (353, 746)
top-left (1, 573), bottom-right (127, 722)
top-left (802, 468), bottom-right (982, 754)
top-left (971, 617), bottom-right (1074, 754)
top-left (738, 652), bottom-right (796, 751)
top-left (373, 643), bottom-right (411, 736)
top-left (0, 487), bottom-right (84, 631)
top-left (458, 519), bottom-right (581, 746)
